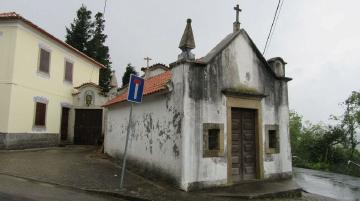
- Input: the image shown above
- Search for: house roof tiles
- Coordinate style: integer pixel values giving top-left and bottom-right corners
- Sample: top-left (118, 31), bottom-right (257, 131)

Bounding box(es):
top-left (104, 70), bottom-right (172, 107)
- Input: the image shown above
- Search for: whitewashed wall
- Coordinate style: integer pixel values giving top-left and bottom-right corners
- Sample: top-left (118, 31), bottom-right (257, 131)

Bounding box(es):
top-left (105, 66), bottom-right (185, 185)
top-left (221, 32), bottom-right (292, 177)
top-left (104, 31), bottom-right (292, 191)
top-left (181, 31), bottom-right (292, 189)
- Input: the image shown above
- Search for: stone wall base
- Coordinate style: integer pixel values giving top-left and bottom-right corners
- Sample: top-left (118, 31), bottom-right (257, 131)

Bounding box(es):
top-left (0, 133), bottom-right (59, 150)
top-left (186, 179), bottom-right (228, 191)
top-left (265, 171), bottom-right (293, 180)
top-left (108, 153), bottom-right (182, 189)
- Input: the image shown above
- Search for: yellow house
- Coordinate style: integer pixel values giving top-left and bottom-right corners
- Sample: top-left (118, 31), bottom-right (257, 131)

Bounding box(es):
top-left (0, 12), bottom-right (106, 149)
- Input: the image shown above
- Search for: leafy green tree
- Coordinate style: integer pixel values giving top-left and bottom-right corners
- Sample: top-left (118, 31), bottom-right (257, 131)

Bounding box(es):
top-left (289, 110), bottom-right (303, 154)
top-left (122, 63), bottom-right (138, 87)
top-left (87, 12), bottom-right (112, 92)
top-left (65, 5), bottom-right (93, 54)
top-left (342, 91), bottom-right (360, 158)
top-left (289, 100), bottom-right (360, 176)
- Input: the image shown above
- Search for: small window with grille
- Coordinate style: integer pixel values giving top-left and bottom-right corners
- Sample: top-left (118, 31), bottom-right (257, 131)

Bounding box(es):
top-left (203, 123), bottom-right (224, 157)
top-left (265, 125), bottom-right (279, 154)
top-left (208, 129), bottom-right (220, 151)
top-left (268, 130), bottom-right (277, 149)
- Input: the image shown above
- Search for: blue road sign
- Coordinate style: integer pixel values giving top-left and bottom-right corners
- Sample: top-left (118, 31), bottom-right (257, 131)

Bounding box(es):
top-left (127, 74), bottom-right (145, 103)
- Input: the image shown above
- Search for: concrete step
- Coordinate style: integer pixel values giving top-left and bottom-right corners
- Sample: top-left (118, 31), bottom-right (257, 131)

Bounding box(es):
top-left (202, 179), bottom-right (302, 199)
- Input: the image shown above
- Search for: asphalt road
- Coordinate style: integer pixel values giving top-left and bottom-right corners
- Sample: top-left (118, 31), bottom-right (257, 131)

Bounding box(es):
top-left (0, 174), bottom-right (126, 201)
top-left (294, 167), bottom-right (360, 201)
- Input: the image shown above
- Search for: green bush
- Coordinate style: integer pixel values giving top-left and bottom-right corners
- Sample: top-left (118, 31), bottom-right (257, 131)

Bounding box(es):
top-left (290, 103), bottom-right (360, 177)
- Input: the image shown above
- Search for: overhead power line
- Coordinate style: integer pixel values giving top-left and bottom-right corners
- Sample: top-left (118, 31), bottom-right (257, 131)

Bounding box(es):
top-left (263, 0), bottom-right (285, 55)
top-left (103, 0), bottom-right (108, 15)
top-left (267, 0), bottom-right (284, 54)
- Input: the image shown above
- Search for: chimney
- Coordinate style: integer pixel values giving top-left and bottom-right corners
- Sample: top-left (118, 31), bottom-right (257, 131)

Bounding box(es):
top-left (178, 19), bottom-right (196, 61)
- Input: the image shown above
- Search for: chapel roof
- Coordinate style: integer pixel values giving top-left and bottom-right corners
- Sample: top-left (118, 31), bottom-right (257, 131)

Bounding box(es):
top-left (0, 12), bottom-right (104, 69)
top-left (196, 29), bottom-right (291, 81)
top-left (104, 70), bottom-right (172, 107)
top-left (197, 30), bottom-right (241, 64)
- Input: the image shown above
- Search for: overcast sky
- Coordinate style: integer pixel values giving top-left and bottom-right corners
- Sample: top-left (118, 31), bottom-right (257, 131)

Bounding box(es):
top-left (1, 0), bottom-right (359, 123)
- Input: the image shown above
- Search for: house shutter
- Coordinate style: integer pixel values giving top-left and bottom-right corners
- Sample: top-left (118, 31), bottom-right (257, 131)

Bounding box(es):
top-left (65, 61), bottom-right (73, 82)
top-left (35, 102), bottom-right (46, 126)
top-left (39, 49), bottom-right (50, 74)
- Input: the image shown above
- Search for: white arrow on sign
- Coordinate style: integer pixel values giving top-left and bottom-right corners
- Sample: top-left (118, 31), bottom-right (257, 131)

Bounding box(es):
top-left (133, 79), bottom-right (141, 99)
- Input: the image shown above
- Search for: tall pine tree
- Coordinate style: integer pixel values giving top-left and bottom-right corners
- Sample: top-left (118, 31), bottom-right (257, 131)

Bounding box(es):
top-left (65, 6), bottom-right (113, 92)
top-left (122, 63), bottom-right (138, 87)
top-left (65, 5), bottom-right (93, 54)
top-left (87, 12), bottom-right (112, 92)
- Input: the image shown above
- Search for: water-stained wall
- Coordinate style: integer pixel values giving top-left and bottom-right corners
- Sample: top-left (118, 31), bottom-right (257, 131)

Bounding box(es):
top-left (105, 65), bottom-right (185, 186)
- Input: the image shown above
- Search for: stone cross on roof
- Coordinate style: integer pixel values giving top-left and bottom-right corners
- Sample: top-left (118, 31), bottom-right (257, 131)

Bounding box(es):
top-left (233, 4), bottom-right (242, 32)
top-left (144, 57), bottom-right (152, 67)
top-left (234, 4), bottom-right (242, 23)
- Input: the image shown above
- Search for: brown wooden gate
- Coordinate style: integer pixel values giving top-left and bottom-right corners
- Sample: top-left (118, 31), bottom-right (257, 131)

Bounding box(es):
top-left (60, 107), bottom-right (70, 141)
top-left (74, 109), bottom-right (103, 145)
top-left (231, 108), bottom-right (257, 182)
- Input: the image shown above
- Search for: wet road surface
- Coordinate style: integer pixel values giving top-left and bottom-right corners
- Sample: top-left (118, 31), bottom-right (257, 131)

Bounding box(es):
top-left (294, 167), bottom-right (360, 201)
top-left (0, 174), bottom-right (126, 201)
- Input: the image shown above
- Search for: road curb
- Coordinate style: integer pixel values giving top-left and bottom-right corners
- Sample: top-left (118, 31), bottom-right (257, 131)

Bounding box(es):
top-left (82, 189), bottom-right (153, 201)
top-left (0, 172), bottom-right (151, 201)
top-left (206, 188), bottom-right (303, 199)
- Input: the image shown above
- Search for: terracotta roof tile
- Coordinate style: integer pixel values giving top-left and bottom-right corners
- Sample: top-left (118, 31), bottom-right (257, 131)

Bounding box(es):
top-left (104, 71), bottom-right (172, 107)
top-left (0, 12), bottom-right (104, 68)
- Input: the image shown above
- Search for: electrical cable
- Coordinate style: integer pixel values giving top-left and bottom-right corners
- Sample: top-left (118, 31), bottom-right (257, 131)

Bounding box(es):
top-left (266, 0), bottom-right (285, 55)
top-left (103, 0), bottom-right (108, 15)
top-left (263, 0), bottom-right (283, 55)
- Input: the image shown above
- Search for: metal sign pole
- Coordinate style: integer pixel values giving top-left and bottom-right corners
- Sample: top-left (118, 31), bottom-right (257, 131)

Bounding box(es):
top-left (120, 74), bottom-right (144, 188)
top-left (120, 102), bottom-right (133, 188)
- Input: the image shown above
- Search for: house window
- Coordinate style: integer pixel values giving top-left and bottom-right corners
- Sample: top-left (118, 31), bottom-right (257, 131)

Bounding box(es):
top-left (265, 125), bottom-right (279, 154)
top-left (38, 48), bottom-right (51, 74)
top-left (64, 60), bottom-right (73, 83)
top-left (34, 102), bottom-right (47, 127)
top-left (203, 123), bottom-right (224, 157)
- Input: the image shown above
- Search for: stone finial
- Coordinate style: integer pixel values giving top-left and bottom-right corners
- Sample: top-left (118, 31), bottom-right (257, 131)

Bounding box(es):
top-left (178, 18), bottom-right (195, 61)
